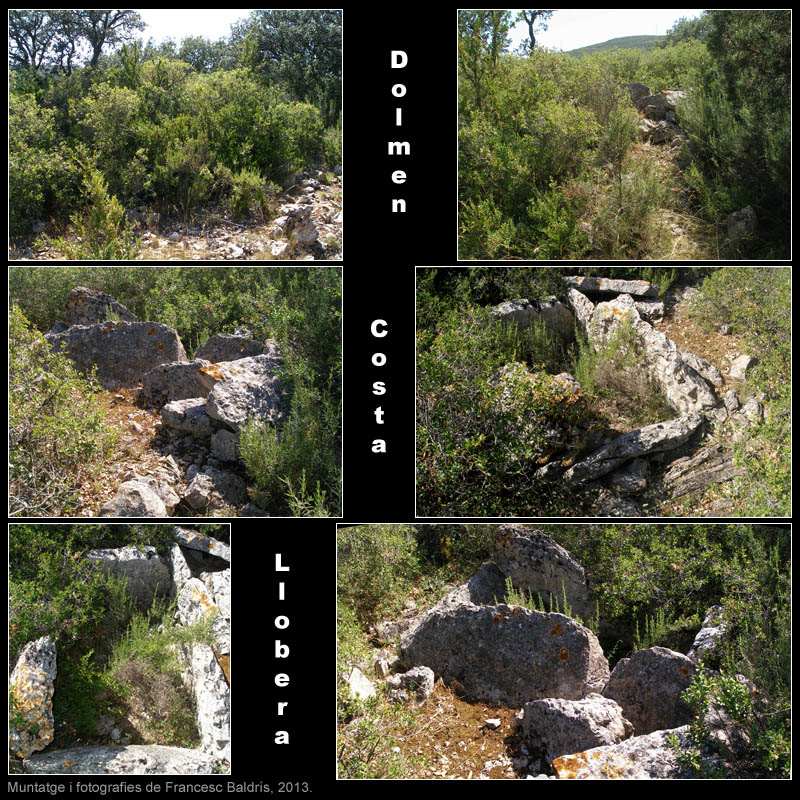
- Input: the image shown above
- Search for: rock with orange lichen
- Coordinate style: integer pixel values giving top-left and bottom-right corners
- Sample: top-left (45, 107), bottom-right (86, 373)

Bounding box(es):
top-left (175, 527), bottom-right (230, 562)
top-left (551, 726), bottom-right (693, 779)
top-left (9, 637), bottom-right (57, 759)
top-left (602, 646), bottom-right (695, 735)
top-left (400, 603), bottom-right (609, 706)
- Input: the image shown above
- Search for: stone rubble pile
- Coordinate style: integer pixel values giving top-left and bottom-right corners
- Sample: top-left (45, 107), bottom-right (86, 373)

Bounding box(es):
top-left (46, 287), bottom-right (287, 517)
top-left (494, 277), bottom-right (760, 513)
top-left (10, 528), bottom-right (231, 775)
top-left (344, 526), bottom-right (739, 779)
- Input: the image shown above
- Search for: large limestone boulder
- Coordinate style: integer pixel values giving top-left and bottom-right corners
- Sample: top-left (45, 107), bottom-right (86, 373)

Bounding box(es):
top-left (551, 726), bottom-right (693, 779)
top-left (564, 414), bottom-right (704, 484)
top-left (564, 276), bottom-right (658, 300)
top-left (86, 545), bottom-right (171, 610)
top-left (520, 694), bottom-right (633, 763)
top-left (141, 359), bottom-right (219, 406)
top-left (400, 603), bottom-right (609, 706)
top-left (587, 294), bottom-right (718, 415)
top-left (492, 297), bottom-right (575, 339)
top-left (9, 637), bottom-right (57, 759)
top-left (196, 333), bottom-right (276, 363)
top-left (46, 321), bottom-right (186, 389)
top-left (602, 646), bottom-right (696, 735)
top-left (23, 745), bottom-right (225, 774)
top-left (493, 525), bottom-right (593, 620)
top-left (205, 354), bottom-right (286, 431)
top-left (687, 606), bottom-right (725, 662)
top-left (64, 287), bottom-right (137, 326)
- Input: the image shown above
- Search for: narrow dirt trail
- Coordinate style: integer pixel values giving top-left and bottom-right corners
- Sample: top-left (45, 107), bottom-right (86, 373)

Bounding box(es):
top-left (629, 141), bottom-right (718, 260)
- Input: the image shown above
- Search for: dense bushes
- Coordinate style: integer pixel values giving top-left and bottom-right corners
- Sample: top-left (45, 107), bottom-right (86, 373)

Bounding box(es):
top-left (458, 10), bottom-right (790, 259)
top-left (417, 306), bottom-right (590, 516)
top-left (8, 267), bottom-right (342, 517)
top-left (8, 10), bottom-right (342, 243)
top-left (9, 306), bottom-right (117, 517)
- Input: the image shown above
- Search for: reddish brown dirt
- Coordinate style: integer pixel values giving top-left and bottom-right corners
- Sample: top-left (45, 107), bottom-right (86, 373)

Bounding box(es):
top-left (393, 683), bottom-right (528, 779)
top-left (75, 388), bottom-right (165, 515)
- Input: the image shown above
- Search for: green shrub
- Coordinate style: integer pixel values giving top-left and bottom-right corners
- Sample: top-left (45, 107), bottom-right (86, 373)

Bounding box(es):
top-left (227, 168), bottom-right (277, 220)
top-left (46, 164), bottom-right (139, 260)
top-left (417, 308), bottom-right (590, 516)
top-left (336, 525), bottom-right (420, 625)
top-left (9, 306), bottom-right (117, 517)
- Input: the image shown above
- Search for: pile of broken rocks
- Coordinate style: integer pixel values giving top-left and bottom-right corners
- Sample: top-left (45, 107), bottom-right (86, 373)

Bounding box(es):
top-left (45, 287), bottom-right (286, 517)
top-left (9, 528), bottom-right (231, 775)
top-left (344, 526), bottom-right (745, 780)
top-left (492, 275), bottom-right (762, 515)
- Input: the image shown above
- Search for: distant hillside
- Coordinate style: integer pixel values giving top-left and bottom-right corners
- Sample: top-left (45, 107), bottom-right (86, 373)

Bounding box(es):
top-left (568, 35), bottom-right (664, 56)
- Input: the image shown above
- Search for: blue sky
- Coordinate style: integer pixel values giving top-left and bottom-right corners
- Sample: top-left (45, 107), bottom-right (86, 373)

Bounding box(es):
top-left (137, 9), bottom-right (252, 43)
top-left (509, 9), bottom-right (705, 52)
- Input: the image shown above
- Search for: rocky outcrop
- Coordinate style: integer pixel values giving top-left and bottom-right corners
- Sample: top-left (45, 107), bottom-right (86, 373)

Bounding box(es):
top-left (46, 321), bottom-right (186, 389)
top-left (86, 545), bottom-right (172, 610)
top-left (551, 726), bottom-right (693, 779)
top-left (602, 646), bottom-right (695, 735)
top-left (64, 286), bottom-right (137, 326)
top-left (564, 414), bottom-right (703, 484)
top-left (205, 354), bottom-right (286, 431)
top-left (587, 294), bottom-right (718, 415)
top-left (493, 525), bottom-right (593, 619)
top-left (9, 637), bottom-right (57, 759)
top-left (492, 297), bottom-right (575, 338)
top-left (195, 332), bottom-right (273, 363)
top-left (161, 397), bottom-right (215, 437)
top-left (23, 744), bottom-right (224, 775)
top-left (400, 603), bottom-right (609, 706)
top-left (688, 606), bottom-right (726, 663)
top-left (662, 443), bottom-right (744, 498)
top-left (521, 694), bottom-right (633, 763)
top-left (184, 467), bottom-right (247, 512)
top-left (564, 276), bottom-right (658, 300)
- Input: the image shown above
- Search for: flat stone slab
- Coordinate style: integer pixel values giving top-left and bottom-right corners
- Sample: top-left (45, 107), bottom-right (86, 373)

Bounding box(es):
top-left (196, 333), bottom-right (276, 363)
top-left (564, 276), bottom-right (659, 299)
top-left (161, 397), bottom-right (214, 437)
top-left (565, 414), bottom-right (703, 484)
top-left (175, 527), bottom-right (231, 562)
top-left (86, 545), bottom-right (171, 609)
top-left (551, 726), bottom-right (693, 779)
top-left (492, 297), bottom-right (575, 338)
top-left (141, 359), bottom-right (218, 406)
top-left (205, 354), bottom-right (286, 431)
top-left (23, 745), bottom-right (226, 774)
top-left (521, 694), bottom-right (633, 763)
top-left (603, 646), bottom-right (696, 735)
top-left (46, 321), bottom-right (186, 389)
